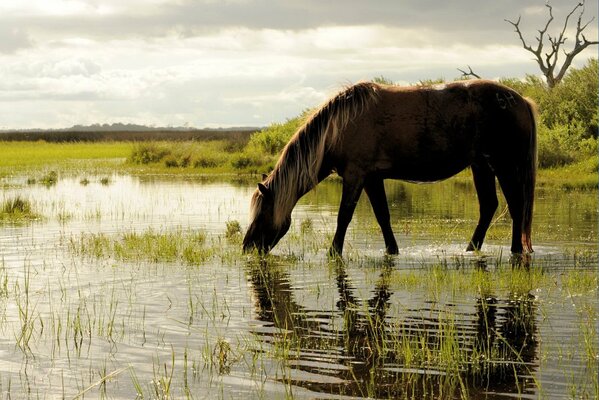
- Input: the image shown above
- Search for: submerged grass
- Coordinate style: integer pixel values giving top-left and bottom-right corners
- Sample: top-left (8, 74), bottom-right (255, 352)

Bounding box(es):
top-left (1, 239), bottom-right (596, 398)
top-left (70, 229), bottom-right (213, 264)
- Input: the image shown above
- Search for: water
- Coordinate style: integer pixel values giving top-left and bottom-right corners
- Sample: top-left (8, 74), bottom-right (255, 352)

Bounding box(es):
top-left (0, 175), bottom-right (596, 399)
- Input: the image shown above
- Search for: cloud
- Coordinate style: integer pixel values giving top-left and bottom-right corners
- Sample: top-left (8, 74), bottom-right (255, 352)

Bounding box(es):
top-left (0, 26), bottom-right (33, 53)
top-left (3, 0), bottom-right (595, 44)
top-left (0, 0), bottom-right (596, 129)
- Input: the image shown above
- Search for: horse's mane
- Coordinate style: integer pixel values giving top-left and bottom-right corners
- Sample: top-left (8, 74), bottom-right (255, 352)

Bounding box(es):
top-left (258, 81), bottom-right (380, 227)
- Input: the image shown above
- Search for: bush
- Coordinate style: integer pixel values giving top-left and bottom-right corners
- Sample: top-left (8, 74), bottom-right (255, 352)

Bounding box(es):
top-left (537, 125), bottom-right (577, 168)
top-left (500, 58), bottom-right (598, 168)
top-left (231, 153), bottom-right (264, 170)
top-left (543, 58), bottom-right (598, 138)
top-left (193, 154), bottom-right (225, 169)
top-left (164, 155), bottom-right (179, 168)
top-left (247, 115), bottom-right (304, 155)
top-left (129, 143), bottom-right (171, 164)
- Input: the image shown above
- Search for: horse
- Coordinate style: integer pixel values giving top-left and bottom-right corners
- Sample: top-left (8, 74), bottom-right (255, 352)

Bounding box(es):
top-left (243, 80), bottom-right (537, 256)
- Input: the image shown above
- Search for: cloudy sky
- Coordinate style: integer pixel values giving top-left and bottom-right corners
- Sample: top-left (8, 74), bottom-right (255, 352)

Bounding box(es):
top-left (0, 0), bottom-right (597, 130)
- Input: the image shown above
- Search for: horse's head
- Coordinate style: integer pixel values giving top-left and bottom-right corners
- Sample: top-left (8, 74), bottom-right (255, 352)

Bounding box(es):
top-left (243, 182), bottom-right (291, 254)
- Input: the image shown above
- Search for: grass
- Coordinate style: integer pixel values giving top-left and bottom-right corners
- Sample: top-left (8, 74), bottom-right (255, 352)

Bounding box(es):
top-left (0, 232), bottom-right (596, 398)
top-left (242, 256), bottom-right (597, 399)
top-left (0, 141), bottom-right (130, 168)
top-left (536, 156), bottom-right (599, 190)
top-left (0, 196), bottom-right (39, 222)
top-left (1, 140), bottom-right (595, 189)
top-left (69, 229), bottom-right (213, 264)
top-left (0, 144), bottom-right (594, 397)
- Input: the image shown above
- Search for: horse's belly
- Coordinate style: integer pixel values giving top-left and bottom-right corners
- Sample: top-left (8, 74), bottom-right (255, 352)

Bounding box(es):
top-left (377, 151), bottom-right (472, 182)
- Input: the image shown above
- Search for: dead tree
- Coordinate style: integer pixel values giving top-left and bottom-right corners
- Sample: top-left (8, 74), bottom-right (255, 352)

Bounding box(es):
top-left (506, 1), bottom-right (598, 88)
top-left (457, 65), bottom-right (482, 79)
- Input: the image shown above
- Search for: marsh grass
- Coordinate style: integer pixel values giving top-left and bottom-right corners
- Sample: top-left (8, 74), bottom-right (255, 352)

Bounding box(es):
top-left (242, 254), bottom-right (597, 399)
top-left (128, 140), bottom-right (273, 173)
top-left (225, 220), bottom-right (242, 239)
top-left (70, 229), bottom-right (212, 264)
top-left (0, 169), bottom-right (594, 398)
top-left (0, 142), bottom-right (130, 172)
top-left (0, 139), bottom-right (596, 188)
top-left (0, 196), bottom-right (39, 222)
top-left (0, 247), bottom-right (596, 398)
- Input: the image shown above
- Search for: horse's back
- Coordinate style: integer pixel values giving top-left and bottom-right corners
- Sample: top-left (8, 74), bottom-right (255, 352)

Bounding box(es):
top-left (334, 80), bottom-right (533, 182)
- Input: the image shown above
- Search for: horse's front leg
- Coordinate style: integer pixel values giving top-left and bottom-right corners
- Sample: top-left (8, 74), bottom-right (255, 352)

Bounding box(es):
top-left (329, 176), bottom-right (365, 257)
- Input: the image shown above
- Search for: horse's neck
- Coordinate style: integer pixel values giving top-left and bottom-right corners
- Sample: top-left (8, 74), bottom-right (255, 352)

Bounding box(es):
top-left (269, 128), bottom-right (333, 224)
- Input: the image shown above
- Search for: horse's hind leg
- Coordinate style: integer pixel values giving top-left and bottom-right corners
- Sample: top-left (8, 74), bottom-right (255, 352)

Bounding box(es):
top-left (330, 175), bottom-right (365, 256)
top-left (364, 178), bottom-right (399, 254)
top-left (496, 170), bottom-right (525, 254)
top-left (467, 163), bottom-right (499, 251)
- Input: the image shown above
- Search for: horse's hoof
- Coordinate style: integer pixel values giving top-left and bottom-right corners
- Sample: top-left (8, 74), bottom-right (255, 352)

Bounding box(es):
top-left (466, 242), bottom-right (479, 252)
top-left (386, 245), bottom-right (399, 255)
top-left (328, 247), bottom-right (342, 259)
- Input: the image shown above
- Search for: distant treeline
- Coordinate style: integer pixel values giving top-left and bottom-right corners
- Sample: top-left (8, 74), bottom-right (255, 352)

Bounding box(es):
top-left (0, 128), bottom-right (258, 143)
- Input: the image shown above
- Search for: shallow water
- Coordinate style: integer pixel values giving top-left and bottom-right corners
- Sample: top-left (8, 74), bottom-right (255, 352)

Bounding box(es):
top-left (0, 175), bottom-right (596, 399)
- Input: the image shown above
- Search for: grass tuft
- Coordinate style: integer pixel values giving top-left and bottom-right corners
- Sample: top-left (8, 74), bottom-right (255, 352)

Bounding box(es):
top-left (70, 229), bottom-right (212, 265)
top-left (0, 196), bottom-right (39, 222)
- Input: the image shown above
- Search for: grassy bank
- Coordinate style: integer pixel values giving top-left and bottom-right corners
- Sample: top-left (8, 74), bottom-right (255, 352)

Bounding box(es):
top-left (0, 140), bottom-right (596, 190)
top-left (0, 141), bottom-right (130, 174)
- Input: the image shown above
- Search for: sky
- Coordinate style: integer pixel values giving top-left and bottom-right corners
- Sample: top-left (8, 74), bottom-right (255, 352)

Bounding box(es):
top-left (0, 0), bottom-right (597, 130)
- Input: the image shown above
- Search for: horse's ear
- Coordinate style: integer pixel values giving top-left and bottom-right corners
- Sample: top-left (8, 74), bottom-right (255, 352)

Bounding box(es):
top-left (258, 183), bottom-right (271, 198)
top-left (262, 173), bottom-right (268, 181)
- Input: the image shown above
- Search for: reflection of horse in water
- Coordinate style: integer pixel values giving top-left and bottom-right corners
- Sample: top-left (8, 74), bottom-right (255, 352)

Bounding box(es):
top-left (245, 259), bottom-right (538, 398)
top-left (243, 81), bottom-right (537, 256)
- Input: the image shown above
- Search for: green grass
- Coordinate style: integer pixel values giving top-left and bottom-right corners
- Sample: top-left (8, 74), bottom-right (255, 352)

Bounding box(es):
top-left (3, 225), bottom-right (596, 398)
top-left (0, 196), bottom-right (39, 222)
top-left (0, 140), bottom-right (596, 189)
top-left (537, 155), bottom-right (599, 190)
top-left (0, 141), bottom-right (130, 167)
top-left (70, 229), bottom-right (213, 264)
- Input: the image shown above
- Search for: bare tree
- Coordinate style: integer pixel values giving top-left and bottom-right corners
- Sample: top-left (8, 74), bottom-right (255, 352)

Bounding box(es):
top-left (457, 65), bottom-right (482, 79)
top-left (506, 0), bottom-right (598, 88)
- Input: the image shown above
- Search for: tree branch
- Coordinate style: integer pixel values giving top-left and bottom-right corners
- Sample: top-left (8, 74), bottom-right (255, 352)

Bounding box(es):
top-left (457, 66), bottom-right (482, 79)
top-left (555, 0), bottom-right (599, 83)
top-left (506, 0), bottom-right (599, 88)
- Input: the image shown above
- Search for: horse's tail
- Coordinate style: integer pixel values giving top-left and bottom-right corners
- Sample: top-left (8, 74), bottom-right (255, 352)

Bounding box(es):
top-left (521, 98), bottom-right (537, 253)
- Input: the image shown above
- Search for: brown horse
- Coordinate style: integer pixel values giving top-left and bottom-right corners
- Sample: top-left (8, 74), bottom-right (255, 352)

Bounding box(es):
top-left (243, 80), bottom-right (537, 256)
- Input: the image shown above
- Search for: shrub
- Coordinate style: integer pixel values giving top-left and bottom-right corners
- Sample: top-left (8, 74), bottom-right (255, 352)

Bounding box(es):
top-left (129, 143), bottom-right (171, 164)
top-left (500, 58), bottom-right (598, 168)
top-left (231, 153), bottom-right (265, 170)
top-left (223, 139), bottom-right (246, 153)
top-left (247, 115), bottom-right (304, 155)
top-left (164, 155), bottom-right (179, 168)
top-left (193, 155), bottom-right (224, 169)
